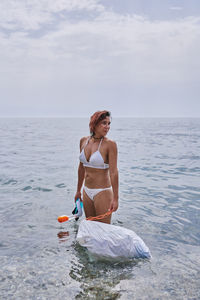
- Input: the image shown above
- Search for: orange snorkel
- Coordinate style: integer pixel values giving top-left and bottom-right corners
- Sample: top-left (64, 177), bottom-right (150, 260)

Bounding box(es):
top-left (57, 199), bottom-right (83, 223)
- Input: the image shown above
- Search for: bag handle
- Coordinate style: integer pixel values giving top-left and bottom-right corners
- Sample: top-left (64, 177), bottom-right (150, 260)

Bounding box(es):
top-left (86, 210), bottom-right (113, 221)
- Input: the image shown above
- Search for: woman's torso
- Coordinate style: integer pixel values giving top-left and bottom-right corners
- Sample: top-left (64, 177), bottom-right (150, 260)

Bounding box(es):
top-left (79, 136), bottom-right (111, 188)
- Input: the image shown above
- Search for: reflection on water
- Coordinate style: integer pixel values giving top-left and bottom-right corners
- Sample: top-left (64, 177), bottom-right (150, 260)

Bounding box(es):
top-left (69, 242), bottom-right (149, 299)
top-left (57, 231), bottom-right (70, 242)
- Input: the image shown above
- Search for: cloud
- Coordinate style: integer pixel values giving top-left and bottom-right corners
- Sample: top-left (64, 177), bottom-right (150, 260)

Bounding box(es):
top-left (0, 0), bottom-right (104, 30)
top-left (0, 1), bottom-right (200, 116)
top-left (169, 6), bottom-right (183, 11)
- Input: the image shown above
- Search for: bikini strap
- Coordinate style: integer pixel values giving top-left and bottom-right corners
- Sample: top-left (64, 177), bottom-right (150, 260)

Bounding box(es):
top-left (84, 137), bottom-right (90, 147)
top-left (98, 138), bottom-right (103, 150)
top-left (82, 137), bottom-right (90, 151)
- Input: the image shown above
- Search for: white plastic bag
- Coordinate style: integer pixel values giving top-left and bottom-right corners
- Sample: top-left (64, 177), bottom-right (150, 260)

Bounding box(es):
top-left (76, 220), bottom-right (151, 259)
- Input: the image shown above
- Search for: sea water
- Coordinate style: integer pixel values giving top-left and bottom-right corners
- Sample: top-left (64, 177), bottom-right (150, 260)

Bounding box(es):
top-left (0, 117), bottom-right (200, 299)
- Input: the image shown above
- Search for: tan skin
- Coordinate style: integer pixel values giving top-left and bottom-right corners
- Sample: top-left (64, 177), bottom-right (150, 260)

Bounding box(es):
top-left (74, 116), bottom-right (119, 224)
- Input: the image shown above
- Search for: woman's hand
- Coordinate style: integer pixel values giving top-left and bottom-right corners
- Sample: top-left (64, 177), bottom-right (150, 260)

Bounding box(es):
top-left (109, 199), bottom-right (118, 212)
top-left (74, 191), bottom-right (82, 202)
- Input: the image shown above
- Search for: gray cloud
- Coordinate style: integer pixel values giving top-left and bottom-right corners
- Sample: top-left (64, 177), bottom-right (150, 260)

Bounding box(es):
top-left (0, 0), bottom-right (200, 117)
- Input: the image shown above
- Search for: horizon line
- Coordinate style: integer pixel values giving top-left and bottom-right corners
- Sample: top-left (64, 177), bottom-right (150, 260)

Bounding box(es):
top-left (0, 116), bottom-right (200, 119)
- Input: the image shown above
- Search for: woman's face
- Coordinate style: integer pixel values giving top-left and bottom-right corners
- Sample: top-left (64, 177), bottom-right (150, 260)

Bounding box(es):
top-left (94, 116), bottom-right (111, 137)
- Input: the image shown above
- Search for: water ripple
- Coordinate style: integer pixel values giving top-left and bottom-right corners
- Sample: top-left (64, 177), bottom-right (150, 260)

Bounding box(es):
top-left (1, 117), bottom-right (200, 299)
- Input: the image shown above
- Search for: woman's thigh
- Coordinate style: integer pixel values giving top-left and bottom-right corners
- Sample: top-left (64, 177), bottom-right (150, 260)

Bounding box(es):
top-left (82, 189), bottom-right (96, 218)
top-left (93, 189), bottom-right (113, 224)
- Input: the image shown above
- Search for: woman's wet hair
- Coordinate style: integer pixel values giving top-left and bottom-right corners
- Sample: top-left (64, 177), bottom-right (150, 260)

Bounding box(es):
top-left (89, 110), bottom-right (111, 135)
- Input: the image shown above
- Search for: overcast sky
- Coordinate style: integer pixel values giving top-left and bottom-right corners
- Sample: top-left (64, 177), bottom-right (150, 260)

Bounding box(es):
top-left (0, 0), bottom-right (200, 117)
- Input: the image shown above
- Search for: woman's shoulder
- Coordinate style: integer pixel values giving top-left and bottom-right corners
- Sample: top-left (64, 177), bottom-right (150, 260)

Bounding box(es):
top-left (80, 136), bottom-right (90, 145)
top-left (80, 136), bottom-right (90, 141)
top-left (104, 138), bottom-right (117, 149)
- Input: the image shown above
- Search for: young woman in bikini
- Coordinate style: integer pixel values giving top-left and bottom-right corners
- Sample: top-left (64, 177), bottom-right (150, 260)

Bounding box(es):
top-left (74, 110), bottom-right (119, 224)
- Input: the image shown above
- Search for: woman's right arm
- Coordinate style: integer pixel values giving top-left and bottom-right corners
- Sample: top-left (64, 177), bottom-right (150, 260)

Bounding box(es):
top-left (74, 162), bottom-right (85, 201)
top-left (74, 138), bottom-right (86, 201)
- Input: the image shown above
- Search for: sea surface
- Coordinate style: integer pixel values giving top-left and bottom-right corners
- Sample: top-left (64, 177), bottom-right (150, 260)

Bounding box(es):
top-left (0, 117), bottom-right (200, 300)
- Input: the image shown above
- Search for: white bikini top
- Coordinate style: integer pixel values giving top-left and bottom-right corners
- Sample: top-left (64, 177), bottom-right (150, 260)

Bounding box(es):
top-left (79, 137), bottom-right (109, 169)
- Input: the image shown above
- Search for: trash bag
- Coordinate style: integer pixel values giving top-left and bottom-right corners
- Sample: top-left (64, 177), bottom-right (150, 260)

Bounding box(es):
top-left (76, 220), bottom-right (151, 259)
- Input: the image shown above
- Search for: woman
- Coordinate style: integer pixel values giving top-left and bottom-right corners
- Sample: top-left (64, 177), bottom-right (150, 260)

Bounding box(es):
top-left (74, 110), bottom-right (119, 224)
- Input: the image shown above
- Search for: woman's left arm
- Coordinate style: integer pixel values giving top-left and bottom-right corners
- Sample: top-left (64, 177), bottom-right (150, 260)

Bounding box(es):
top-left (108, 141), bottom-right (119, 212)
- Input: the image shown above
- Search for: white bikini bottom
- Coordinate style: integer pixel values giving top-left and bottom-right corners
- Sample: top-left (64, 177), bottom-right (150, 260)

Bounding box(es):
top-left (83, 185), bottom-right (112, 201)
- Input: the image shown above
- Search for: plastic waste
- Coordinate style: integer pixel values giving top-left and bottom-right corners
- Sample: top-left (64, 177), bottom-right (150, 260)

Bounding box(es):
top-left (72, 198), bottom-right (83, 220)
top-left (77, 219), bottom-right (151, 259)
top-left (58, 199), bottom-right (83, 223)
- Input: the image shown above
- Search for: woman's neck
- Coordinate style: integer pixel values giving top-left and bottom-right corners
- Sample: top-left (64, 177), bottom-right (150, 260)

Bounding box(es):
top-left (92, 134), bottom-right (103, 140)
